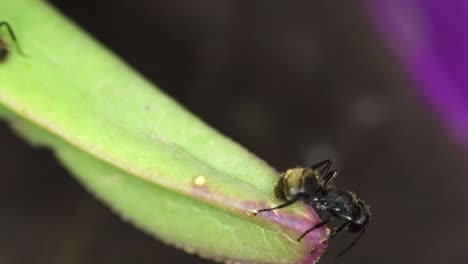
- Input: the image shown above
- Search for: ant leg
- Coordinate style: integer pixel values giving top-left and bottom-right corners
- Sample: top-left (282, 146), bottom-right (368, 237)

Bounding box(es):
top-left (322, 170), bottom-right (338, 186)
top-left (0, 21), bottom-right (24, 55)
top-left (330, 221), bottom-right (348, 237)
top-left (297, 219), bottom-right (329, 241)
top-left (335, 227), bottom-right (366, 257)
top-left (311, 159), bottom-right (334, 176)
top-left (253, 196), bottom-right (300, 215)
top-left (311, 159), bottom-right (331, 171)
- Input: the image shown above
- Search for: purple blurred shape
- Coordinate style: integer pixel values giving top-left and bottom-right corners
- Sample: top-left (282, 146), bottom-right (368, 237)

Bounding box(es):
top-left (364, 0), bottom-right (468, 143)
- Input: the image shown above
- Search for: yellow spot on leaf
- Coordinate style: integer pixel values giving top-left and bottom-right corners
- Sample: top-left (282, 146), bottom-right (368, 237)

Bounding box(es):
top-left (193, 175), bottom-right (207, 186)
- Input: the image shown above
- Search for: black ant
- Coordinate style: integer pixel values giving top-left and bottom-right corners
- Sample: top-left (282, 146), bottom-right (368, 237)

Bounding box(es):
top-left (254, 159), bottom-right (371, 257)
top-left (0, 21), bottom-right (24, 61)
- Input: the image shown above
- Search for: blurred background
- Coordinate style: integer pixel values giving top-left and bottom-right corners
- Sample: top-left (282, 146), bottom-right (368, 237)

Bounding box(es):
top-left (1, 0), bottom-right (467, 263)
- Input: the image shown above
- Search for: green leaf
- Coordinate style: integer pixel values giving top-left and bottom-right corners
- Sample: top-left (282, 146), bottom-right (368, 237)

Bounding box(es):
top-left (0, 0), bottom-right (328, 263)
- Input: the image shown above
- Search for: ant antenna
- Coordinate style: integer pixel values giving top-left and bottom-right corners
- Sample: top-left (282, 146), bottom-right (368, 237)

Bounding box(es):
top-left (0, 21), bottom-right (25, 56)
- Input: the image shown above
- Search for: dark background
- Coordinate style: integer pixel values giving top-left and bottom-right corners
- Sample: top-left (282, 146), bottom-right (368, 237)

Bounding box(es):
top-left (1, 1), bottom-right (467, 263)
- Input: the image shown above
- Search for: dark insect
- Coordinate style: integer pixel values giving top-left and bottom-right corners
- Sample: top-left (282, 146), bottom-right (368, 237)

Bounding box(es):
top-left (254, 159), bottom-right (371, 257)
top-left (0, 21), bottom-right (23, 61)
